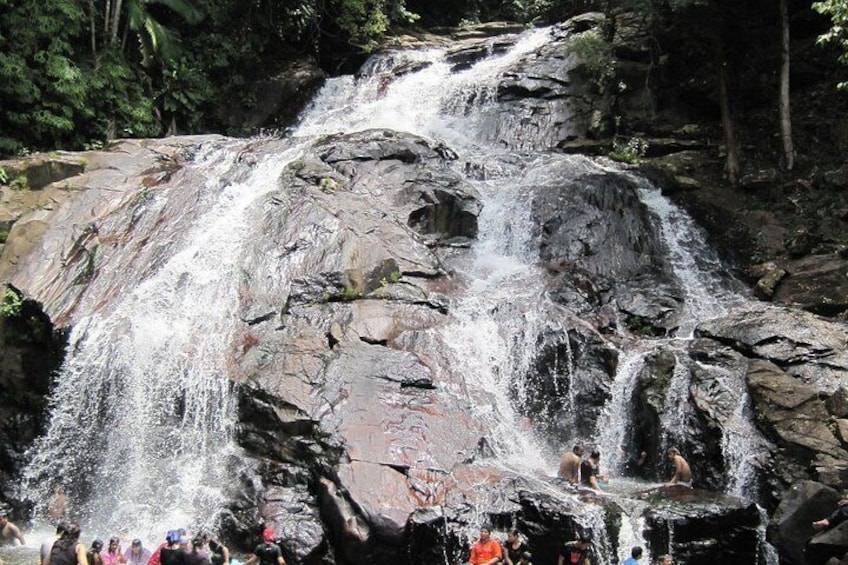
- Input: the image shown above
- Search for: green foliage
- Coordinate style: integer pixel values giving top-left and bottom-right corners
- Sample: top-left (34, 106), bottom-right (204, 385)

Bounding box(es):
top-left (813, 0), bottom-right (848, 89)
top-left (157, 58), bottom-right (213, 133)
top-left (333, 0), bottom-right (419, 51)
top-left (609, 136), bottom-right (649, 164)
top-left (9, 175), bottom-right (28, 190)
top-left (0, 0), bottom-right (88, 154)
top-left (124, 0), bottom-right (204, 66)
top-left (0, 167), bottom-right (7, 184)
top-left (1, 288), bottom-right (23, 318)
top-left (566, 30), bottom-right (616, 94)
top-left (0, 229), bottom-right (8, 244)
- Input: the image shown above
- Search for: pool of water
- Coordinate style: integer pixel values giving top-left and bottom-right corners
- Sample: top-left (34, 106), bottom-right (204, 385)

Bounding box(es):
top-left (0, 542), bottom-right (39, 565)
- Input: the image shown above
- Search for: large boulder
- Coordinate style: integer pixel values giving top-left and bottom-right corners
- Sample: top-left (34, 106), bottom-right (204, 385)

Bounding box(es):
top-left (770, 481), bottom-right (843, 565)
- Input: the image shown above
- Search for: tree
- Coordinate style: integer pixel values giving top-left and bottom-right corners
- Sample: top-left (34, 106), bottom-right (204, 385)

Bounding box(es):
top-left (779, 0), bottom-right (794, 170)
top-left (813, 0), bottom-right (848, 89)
top-left (0, 0), bottom-right (90, 154)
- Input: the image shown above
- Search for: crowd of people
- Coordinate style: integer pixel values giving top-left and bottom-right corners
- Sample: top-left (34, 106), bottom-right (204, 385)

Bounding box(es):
top-left (32, 524), bottom-right (235, 565)
top-left (556, 444), bottom-right (692, 491)
top-left (465, 526), bottom-right (676, 565)
top-left (0, 517), bottom-right (291, 565)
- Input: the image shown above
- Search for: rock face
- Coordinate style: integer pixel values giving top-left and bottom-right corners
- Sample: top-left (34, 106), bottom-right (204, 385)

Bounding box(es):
top-left (0, 287), bottom-right (65, 513)
top-left (3, 12), bottom-right (848, 565)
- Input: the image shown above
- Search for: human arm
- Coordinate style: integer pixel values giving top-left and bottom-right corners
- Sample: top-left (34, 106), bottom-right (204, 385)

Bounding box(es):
top-left (589, 476), bottom-right (602, 491)
top-left (244, 555), bottom-right (258, 565)
top-left (78, 545), bottom-right (90, 565)
top-left (9, 523), bottom-right (26, 545)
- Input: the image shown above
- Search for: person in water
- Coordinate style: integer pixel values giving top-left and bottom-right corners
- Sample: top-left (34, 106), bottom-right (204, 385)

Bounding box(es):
top-left (102, 537), bottom-right (125, 565)
top-left (558, 444), bottom-right (585, 484)
top-left (159, 531), bottom-right (187, 565)
top-left (48, 485), bottom-right (69, 521)
top-left (244, 528), bottom-right (286, 565)
top-left (467, 525), bottom-right (502, 565)
top-left (199, 532), bottom-right (229, 565)
top-left (657, 555), bottom-right (674, 565)
top-left (665, 447), bottom-right (691, 486)
top-left (502, 529), bottom-right (529, 565)
top-left (622, 546), bottom-right (643, 565)
top-left (580, 451), bottom-right (607, 491)
top-left (812, 496), bottom-right (848, 531)
top-left (557, 537), bottom-right (592, 565)
top-left (41, 522), bottom-right (68, 565)
top-left (87, 539), bottom-right (104, 565)
top-left (0, 514), bottom-right (26, 545)
top-left (123, 539), bottom-right (151, 565)
top-left (183, 537), bottom-right (210, 565)
top-left (50, 523), bottom-right (88, 565)
top-left (620, 446), bottom-right (648, 479)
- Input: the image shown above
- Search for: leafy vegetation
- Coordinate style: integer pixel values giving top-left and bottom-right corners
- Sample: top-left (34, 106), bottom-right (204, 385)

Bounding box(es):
top-left (1, 288), bottom-right (23, 318)
top-left (0, 0), bottom-right (843, 159)
top-left (813, 0), bottom-right (848, 89)
top-left (609, 136), bottom-right (649, 164)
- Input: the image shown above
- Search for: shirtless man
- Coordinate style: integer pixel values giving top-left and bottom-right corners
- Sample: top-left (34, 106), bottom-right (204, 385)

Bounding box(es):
top-left (0, 514), bottom-right (26, 545)
top-left (558, 444), bottom-right (585, 484)
top-left (665, 448), bottom-right (691, 486)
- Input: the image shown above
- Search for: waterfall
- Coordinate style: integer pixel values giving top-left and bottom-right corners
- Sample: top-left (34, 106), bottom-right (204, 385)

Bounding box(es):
top-left (635, 180), bottom-right (742, 338)
top-left (596, 348), bottom-right (651, 475)
top-left (19, 21), bottom-right (777, 563)
top-left (24, 142), bottom-right (305, 536)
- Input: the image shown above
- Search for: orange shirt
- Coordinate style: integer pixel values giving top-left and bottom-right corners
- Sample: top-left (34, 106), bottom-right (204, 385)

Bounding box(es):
top-left (470, 539), bottom-right (502, 565)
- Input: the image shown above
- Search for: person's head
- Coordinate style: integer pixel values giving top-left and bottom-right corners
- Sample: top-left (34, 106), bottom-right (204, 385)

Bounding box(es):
top-left (667, 447), bottom-right (679, 461)
top-left (262, 528), bottom-right (275, 543)
top-left (658, 554), bottom-right (673, 565)
top-left (165, 531), bottom-right (180, 545)
top-left (573, 444), bottom-right (585, 456)
top-left (0, 515), bottom-right (7, 527)
top-left (91, 539), bottom-right (104, 552)
top-left (65, 523), bottom-right (81, 540)
top-left (192, 537), bottom-right (204, 552)
top-left (576, 536), bottom-right (591, 550)
top-left (178, 535), bottom-right (189, 548)
top-left (56, 521), bottom-right (69, 535)
top-left (478, 526), bottom-right (491, 542)
top-left (108, 537), bottom-right (120, 552)
top-left (631, 546), bottom-right (643, 559)
top-left (131, 539), bottom-right (143, 554)
top-left (506, 529), bottom-right (519, 542)
top-left (589, 450), bottom-right (600, 462)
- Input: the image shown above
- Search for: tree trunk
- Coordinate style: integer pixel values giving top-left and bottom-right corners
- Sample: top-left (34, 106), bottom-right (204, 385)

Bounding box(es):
top-left (104, 0), bottom-right (112, 36)
top-left (89, 0), bottom-right (98, 56)
top-left (718, 58), bottom-right (740, 184)
top-left (110, 0), bottom-right (123, 45)
top-left (779, 0), bottom-right (795, 170)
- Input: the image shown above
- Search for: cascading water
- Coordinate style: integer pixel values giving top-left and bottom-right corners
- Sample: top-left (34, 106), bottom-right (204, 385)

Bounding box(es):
top-left (24, 142), bottom-right (307, 537)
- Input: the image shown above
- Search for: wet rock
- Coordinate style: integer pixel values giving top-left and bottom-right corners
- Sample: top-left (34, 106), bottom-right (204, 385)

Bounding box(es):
top-left (642, 490), bottom-right (764, 565)
top-left (0, 287), bottom-right (65, 512)
top-left (771, 481), bottom-right (842, 565)
top-left (746, 359), bottom-right (848, 488)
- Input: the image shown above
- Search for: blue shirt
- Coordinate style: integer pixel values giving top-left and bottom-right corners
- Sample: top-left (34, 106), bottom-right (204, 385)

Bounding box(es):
top-left (623, 558), bottom-right (640, 565)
